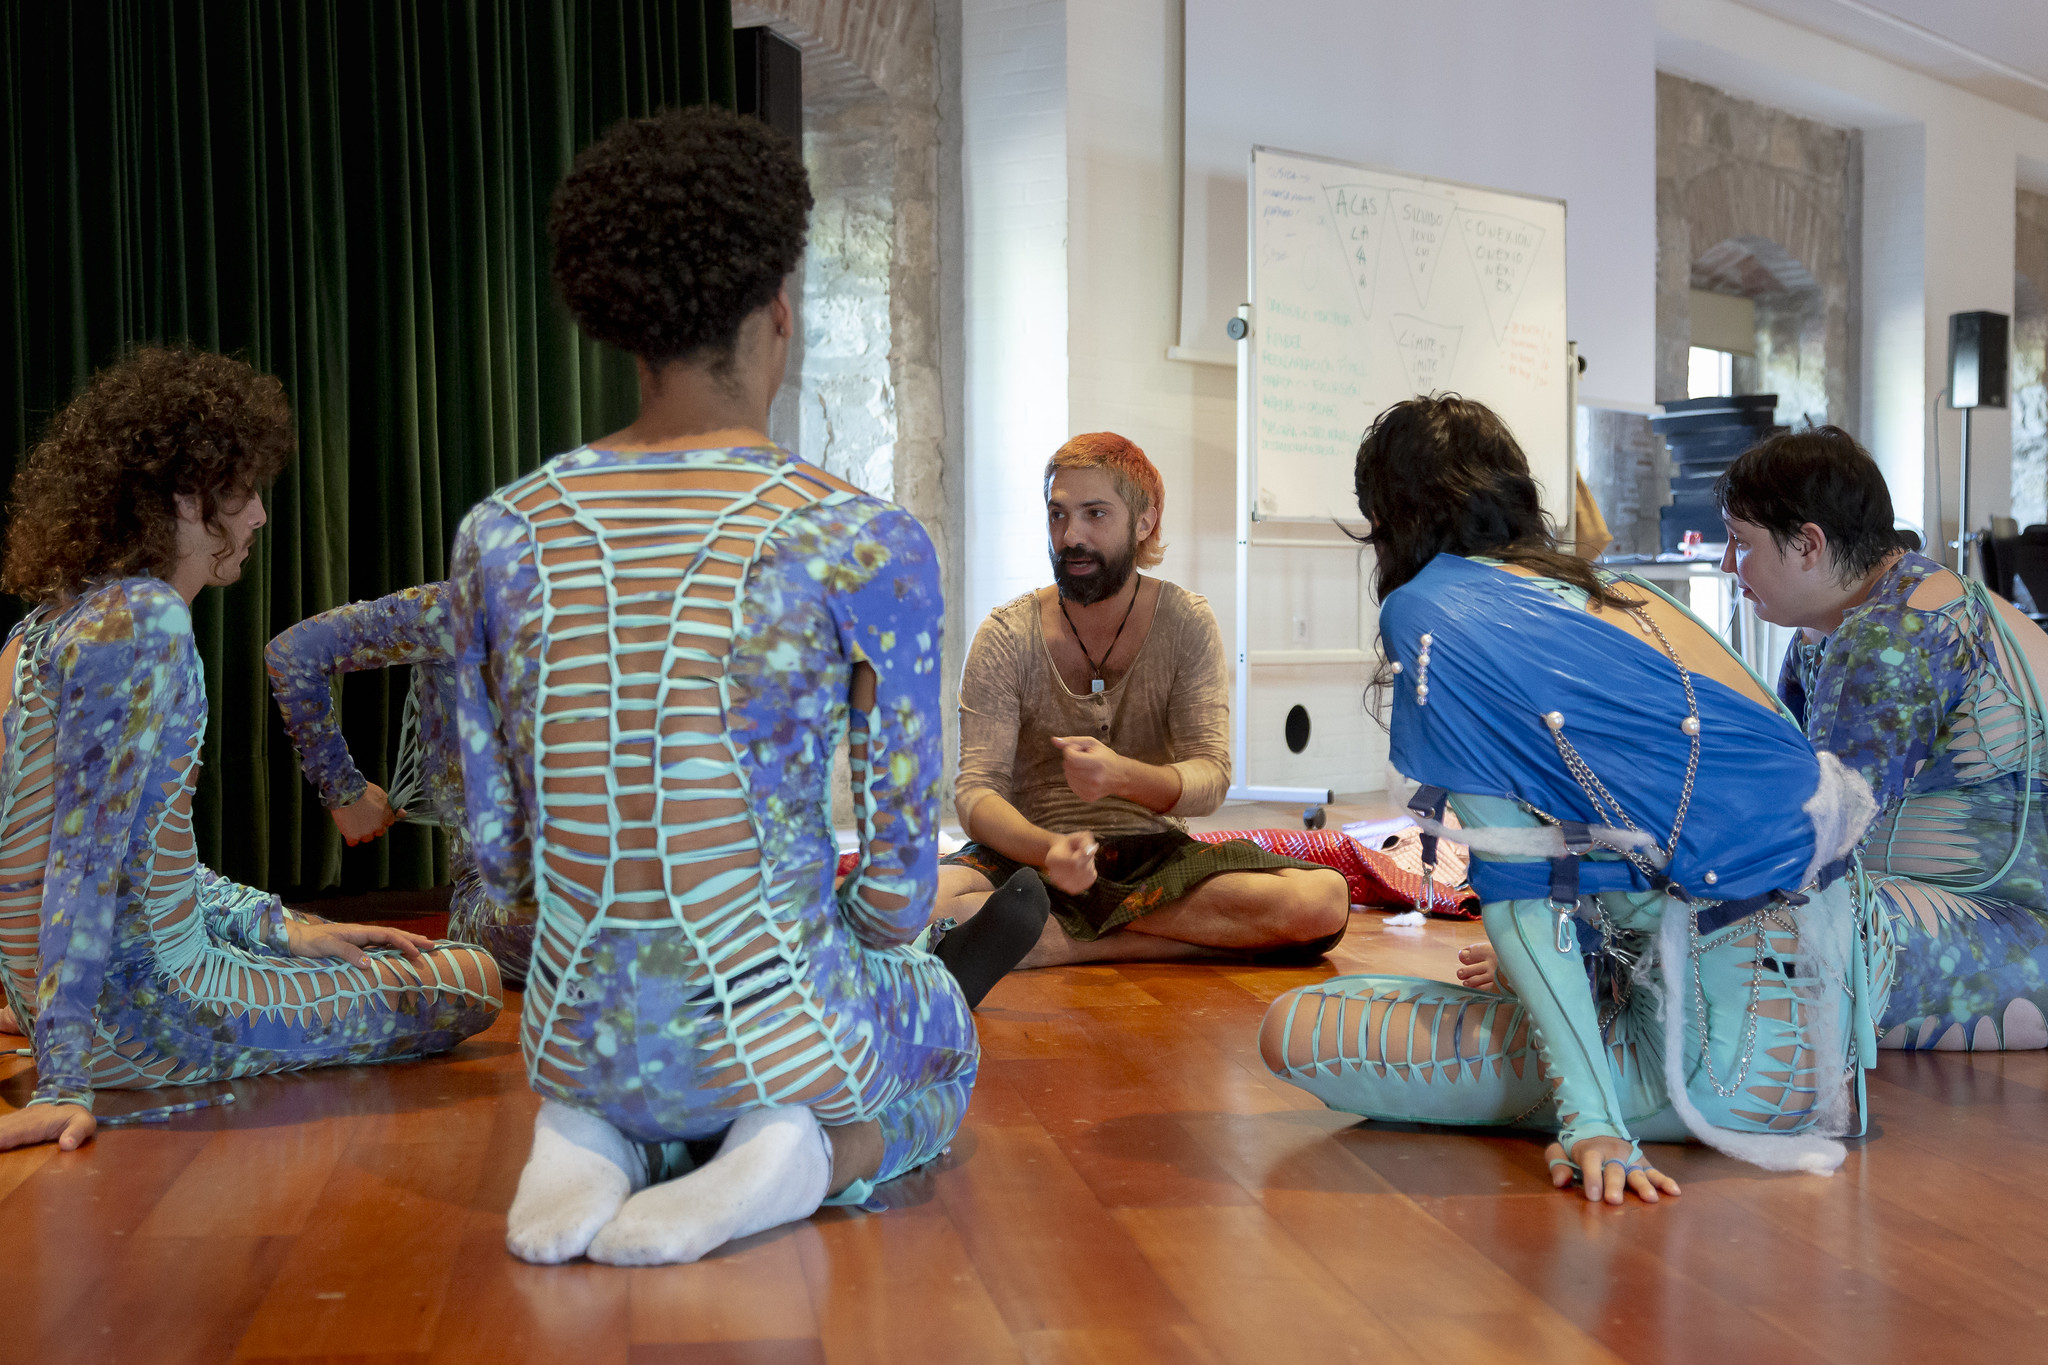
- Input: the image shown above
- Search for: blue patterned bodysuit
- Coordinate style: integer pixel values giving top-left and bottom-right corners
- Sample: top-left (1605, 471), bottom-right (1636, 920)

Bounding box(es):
top-left (266, 582), bottom-right (531, 987)
top-left (447, 444), bottom-right (976, 1201)
top-left (0, 579), bottom-right (502, 1114)
top-left (1263, 558), bottom-right (1891, 1165)
top-left (1783, 551), bottom-right (2048, 1050)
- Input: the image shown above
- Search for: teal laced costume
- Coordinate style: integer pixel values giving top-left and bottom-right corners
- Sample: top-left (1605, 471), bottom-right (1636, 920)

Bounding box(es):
top-left (266, 582), bottom-right (529, 986)
top-left (0, 579), bottom-right (502, 1116)
top-left (1782, 551), bottom-right (2048, 1050)
top-left (448, 444), bottom-right (975, 1203)
top-left (1264, 556), bottom-right (1892, 1172)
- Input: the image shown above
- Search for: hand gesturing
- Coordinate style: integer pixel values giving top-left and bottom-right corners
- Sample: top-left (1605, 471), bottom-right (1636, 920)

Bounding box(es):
top-left (1042, 830), bottom-right (1100, 896)
top-left (1051, 735), bottom-right (1125, 803)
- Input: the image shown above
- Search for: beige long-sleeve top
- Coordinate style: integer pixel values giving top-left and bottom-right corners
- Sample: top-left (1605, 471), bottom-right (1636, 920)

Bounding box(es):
top-left (954, 581), bottom-right (1232, 838)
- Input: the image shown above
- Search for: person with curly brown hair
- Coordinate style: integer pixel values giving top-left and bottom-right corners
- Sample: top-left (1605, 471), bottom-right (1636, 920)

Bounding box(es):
top-left (449, 105), bottom-right (1020, 1267)
top-left (0, 346), bottom-right (502, 1157)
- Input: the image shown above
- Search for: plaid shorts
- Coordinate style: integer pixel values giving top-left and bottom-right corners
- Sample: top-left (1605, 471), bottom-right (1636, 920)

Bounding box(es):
top-left (942, 828), bottom-right (1320, 943)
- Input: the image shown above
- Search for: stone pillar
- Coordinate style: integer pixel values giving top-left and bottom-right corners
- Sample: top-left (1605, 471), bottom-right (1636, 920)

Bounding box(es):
top-left (733, 0), bottom-right (962, 816)
top-left (2014, 190), bottom-right (2048, 527)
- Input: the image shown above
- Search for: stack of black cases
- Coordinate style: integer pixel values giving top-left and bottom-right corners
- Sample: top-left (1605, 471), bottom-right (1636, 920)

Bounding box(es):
top-left (1650, 394), bottom-right (1782, 554)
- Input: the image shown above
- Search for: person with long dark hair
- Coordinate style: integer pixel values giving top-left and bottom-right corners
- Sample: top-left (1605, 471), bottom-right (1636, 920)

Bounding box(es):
top-left (1718, 427), bottom-right (2048, 1050)
top-left (0, 346), bottom-right (502, 1155)
top-left (1259, 395), bottom-right (1892, 1204)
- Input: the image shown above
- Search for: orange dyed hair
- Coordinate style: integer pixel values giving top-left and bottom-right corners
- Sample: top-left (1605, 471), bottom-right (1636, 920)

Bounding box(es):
top-left (1043, 431), bottom-right (1166, 569)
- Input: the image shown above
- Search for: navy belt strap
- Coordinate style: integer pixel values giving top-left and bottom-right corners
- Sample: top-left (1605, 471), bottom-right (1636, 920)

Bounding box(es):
top-left (1407, 785), bottom-right (1449, 872)
top-left (1399, 784), bottom-right (1855, 937)
top-left (1549, 820), bottom-right (1593, 905)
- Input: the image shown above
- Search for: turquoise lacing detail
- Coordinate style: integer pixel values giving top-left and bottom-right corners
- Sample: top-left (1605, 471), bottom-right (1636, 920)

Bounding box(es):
top-left (500, 449), bottom-right (897, 1119)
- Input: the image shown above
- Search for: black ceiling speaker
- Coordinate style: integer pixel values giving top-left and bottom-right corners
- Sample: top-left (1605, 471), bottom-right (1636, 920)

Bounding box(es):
top-left (735, 27), bottom-right (803, 145)
top-left (1949, 311), bottom-right (2009, 409)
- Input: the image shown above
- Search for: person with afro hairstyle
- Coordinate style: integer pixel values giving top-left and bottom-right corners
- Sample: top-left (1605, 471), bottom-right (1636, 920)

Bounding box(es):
top-left (450, 105), bottom-right (1024, 1267)
top-left (0, 346), bottom-right (503, 1157)
top-left (1719, 426), bottom-right (2048, 1051)
top-left (935, 432), bottom-right (1351, 967)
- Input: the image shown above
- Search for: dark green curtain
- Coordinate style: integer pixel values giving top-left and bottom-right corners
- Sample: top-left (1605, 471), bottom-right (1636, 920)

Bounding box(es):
top-left (0, 0), bottom-right (736, 895)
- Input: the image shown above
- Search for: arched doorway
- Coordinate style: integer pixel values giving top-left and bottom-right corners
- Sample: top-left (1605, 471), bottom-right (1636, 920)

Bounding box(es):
top-left (1691, 234), bottom-right (1831, 430)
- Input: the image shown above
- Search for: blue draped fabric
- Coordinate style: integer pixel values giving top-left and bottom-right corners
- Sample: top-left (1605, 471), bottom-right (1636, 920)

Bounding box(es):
top-left (1381, 554), bottom-right (1822, 904)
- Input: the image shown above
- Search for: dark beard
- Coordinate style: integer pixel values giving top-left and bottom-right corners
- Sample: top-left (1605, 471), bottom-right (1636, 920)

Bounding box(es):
top-left (1051, 534), bottom-right (1138, 606)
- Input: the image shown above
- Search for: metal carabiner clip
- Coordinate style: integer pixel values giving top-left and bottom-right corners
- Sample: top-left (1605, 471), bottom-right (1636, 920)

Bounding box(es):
top-left (1551, 901), bottom-right (1576, 954)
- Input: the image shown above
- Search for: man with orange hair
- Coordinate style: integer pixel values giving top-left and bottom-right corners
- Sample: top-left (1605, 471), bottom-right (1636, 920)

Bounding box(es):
top-left (936, 433), bottom-right (1350, 968)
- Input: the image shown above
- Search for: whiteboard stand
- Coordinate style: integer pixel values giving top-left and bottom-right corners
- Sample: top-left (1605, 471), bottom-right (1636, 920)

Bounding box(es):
top-left (1229, 301), bottom-right (1336, 815)
top-left (1225, 147), bottom-right (1570, 821)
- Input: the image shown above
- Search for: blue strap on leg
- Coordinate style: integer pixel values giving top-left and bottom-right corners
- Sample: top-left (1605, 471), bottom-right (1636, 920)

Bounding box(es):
top-left (1407, 785), bottom-right (1450, 913)
top-left (1549, 821), bottom-right (1593, 953)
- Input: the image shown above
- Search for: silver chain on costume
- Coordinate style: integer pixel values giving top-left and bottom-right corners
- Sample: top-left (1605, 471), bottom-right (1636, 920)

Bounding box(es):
top-left (1546, 597), bottom-right (1770, 1095)
top-left (1690, 902), bottom-right (1791, 1096)
top-left (1544, 600), bottom-right (1703, 880)
top-left (1589, 900), bottom-right (1645, 1031)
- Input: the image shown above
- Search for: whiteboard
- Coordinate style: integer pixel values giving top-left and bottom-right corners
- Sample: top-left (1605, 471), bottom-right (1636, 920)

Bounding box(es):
top-left (1247, 146), bottom-right (1572, 525)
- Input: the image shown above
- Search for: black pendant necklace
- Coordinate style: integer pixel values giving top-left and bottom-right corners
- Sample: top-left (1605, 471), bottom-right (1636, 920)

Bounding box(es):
top-left (1059, 579), bottom-right (1140, 693)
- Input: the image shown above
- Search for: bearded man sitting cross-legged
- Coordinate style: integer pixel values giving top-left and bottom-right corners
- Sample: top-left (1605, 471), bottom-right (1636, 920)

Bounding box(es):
top-left (934, 432), bottom-right (1351, 972)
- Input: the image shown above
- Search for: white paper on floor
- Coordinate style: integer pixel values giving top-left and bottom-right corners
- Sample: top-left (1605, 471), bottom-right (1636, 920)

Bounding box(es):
top-left (1341, 815), bottom-right (1416, 849)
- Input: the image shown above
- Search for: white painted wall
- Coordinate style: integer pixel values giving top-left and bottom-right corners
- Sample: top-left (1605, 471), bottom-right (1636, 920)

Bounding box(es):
top-left (1179, 0), bottom-right (1659, 412)
top-left (1658, 0), bottom-right (2048, 545)
top-left (1066, 0), bottom-right (1377, 798)
top-left (1861, 124), bottom-right (1927, 526)
top-left (961, 0), bottom-right (1070, 628)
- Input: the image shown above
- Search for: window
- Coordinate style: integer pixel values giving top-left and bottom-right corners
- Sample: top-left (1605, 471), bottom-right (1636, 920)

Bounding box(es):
top-left (1688, 346), bottom-right (1733, 400)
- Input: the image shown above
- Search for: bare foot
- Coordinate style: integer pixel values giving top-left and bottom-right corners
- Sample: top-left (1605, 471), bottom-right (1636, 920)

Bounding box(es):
top-left (0, 1005), bottom-right (19, 1036)
top-left (1017, 914), bottom-right (1081, 969)
top-left (1455, 942), bottom-right (1501, 992)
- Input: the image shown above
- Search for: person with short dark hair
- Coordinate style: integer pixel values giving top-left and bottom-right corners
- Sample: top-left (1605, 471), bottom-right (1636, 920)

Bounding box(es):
top-left (0, 346), bottom-right (503, 1157)
top-left (1717, 425), bottom-right (2048, 1051)
top-left (935, 432), bottom-right (1351, 968)
top-left (452, 106), bottom-right (1005, 1268)
top-left (1261, 396), bottom-right (1890, 1204)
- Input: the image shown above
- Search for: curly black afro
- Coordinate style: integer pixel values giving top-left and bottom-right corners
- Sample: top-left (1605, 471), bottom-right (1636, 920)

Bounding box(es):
top-left (549, 105), bottom-right (813, 364)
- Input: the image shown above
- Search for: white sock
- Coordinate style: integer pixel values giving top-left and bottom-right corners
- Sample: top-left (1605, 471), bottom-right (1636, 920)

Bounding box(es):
top-left (585, 1105), bottom-right (833, 1266)
top-left (505, 1100), bottom-right (649, 1264)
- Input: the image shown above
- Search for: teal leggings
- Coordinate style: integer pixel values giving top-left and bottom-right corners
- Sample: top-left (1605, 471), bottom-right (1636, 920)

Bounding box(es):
top-left (1263, 893), bottom-right (1856, 1152)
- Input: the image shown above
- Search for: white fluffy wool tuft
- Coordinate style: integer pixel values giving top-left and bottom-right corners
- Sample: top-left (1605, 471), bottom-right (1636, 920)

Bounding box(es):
top-left (1801, 752), bottom-right (1877, 886)
top-left (1408, 816), bottom-right (1665, 865)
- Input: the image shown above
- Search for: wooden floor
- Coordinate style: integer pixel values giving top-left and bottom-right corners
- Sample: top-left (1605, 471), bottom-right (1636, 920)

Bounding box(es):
top-left (6, 906), bottom-right (2047, 1365)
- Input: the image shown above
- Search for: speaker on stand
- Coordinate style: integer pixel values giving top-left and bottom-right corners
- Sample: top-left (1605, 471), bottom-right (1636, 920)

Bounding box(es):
top-left (1948, 310), bottom-right (2009, 576)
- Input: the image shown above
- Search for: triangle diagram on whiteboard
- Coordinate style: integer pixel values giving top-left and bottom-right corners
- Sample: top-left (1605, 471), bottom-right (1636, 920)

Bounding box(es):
top-left (1387, 190), bottom-right (1454, 307)
top-left (1456, 209), bottom-right (1544, 342)
top-left (1391, 314), bottom-right (1462, 394)
top-left (1321, 183), bottom-right (1386, 321)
